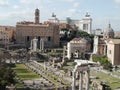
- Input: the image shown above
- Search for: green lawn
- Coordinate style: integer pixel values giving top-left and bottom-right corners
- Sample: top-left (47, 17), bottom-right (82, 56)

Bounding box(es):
top-left (91, 71), bottom-right (120, 90)
top-left (62, 61), bottom-right (75, 71)
top-left (12, 64), bottom-right (40, 80)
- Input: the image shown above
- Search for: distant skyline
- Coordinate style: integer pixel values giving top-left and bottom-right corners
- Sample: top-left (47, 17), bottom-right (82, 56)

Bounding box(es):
top-left (0, 0), bottom-right (120, 31)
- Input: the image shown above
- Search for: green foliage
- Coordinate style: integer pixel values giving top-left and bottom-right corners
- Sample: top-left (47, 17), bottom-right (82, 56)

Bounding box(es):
top-left (77, 31), bottom-right (94, 38)
top-left (67, 31), bottom-right (77, 41)
top-left (61, 28), bottom-right (69, 31)
top-left (93, 56), bottom-right (112, 70)
top-left (60, 29), bottom-right (77, 41)
top-left (0, 63), bottom-right (16, 86)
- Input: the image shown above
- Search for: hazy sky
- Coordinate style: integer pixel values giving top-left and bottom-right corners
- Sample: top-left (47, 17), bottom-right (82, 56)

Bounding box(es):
top-left (0, 0), bottom-right (120, 31)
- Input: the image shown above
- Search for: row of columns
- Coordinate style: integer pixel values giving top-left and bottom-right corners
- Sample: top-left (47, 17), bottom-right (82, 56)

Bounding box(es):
top-left (72, 67), bottom-right (90, 90)
top-left (30, 37), bottom-right (44, 52)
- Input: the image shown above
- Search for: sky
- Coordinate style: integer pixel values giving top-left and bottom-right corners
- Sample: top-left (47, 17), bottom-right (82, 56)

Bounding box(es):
top-left (0, 0), bottom-right (120, 31)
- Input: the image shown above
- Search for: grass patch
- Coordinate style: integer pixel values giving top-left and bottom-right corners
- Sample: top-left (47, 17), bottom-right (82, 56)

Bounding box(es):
top-left (15, 83), bottom-right (24, 88)
top-left (62, 61), bottom-right (75, 71)
top-left (12, 64), bottom-right (40, 80)
top-left (91, 71), bottom-right (120, 90)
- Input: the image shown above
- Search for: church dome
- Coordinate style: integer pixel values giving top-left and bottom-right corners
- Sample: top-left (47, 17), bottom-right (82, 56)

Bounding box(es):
top-left (104, 23), bottom-right (114, 39)
top-left (35, 8), bottom-right (39, 11)
top-left (106, 23), bottom-right (114, 33)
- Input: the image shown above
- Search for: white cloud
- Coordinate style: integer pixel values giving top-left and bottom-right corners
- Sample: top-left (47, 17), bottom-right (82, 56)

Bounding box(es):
top-left (64, 8), bottom-right (78, 17)
top-left (13, 5), bottom-right (19, 9)
top-left (0, 0), bottom-right (9, 6)
top-left (20, 0), bottom-right (41, 4)
top-left (20, 0), bottom-right (33, 4)
top-left (114, 0), bottom-right (120, 3)
top-left (73, 2), bottom-right (79, 8)
top-left (64, 0), bottom-right (75, 2)
top-left (68, 9), bottom-right (77, 13)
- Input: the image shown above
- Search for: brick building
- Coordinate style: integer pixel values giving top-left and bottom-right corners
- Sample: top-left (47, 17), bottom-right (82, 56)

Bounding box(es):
top-left (15, 8), bottom-right (59, 48)
top-left (0, 26), bottom-right (15, 45)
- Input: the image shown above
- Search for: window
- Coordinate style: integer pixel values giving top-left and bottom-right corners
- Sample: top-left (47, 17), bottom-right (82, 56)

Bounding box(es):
top-left (83, 24), bottom-right (88, 30)
top-left (48, 36), bottom-right (51, 41)
top-left (38, 36), bottom-right (40, 41)
top-left (27, 36), bottom-right (29, 42)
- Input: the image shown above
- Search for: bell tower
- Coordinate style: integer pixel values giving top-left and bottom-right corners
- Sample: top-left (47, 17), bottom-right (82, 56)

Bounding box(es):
top-left (35, 8), bottom-right (39, 24)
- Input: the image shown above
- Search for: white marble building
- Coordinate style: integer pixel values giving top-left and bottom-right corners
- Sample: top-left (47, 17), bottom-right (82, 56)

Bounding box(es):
top-left (59, 13), bottom-right (92, 34)
top-left (71, 13), bottom-right (92, 34)
top-left (92, 28), bottom-right (103, 36)
top-left (78, 13), bottom-right (92, 34)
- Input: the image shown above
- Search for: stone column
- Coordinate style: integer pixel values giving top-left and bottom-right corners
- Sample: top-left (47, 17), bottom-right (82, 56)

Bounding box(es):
top-left (67, 43), bottom-right (71, 59)
top-left (62, 46), bottom-right (66, 63)
top-left (33, 37), bottom-right (38, 52)
top-left (30, 40), bottom-right (33, 50)
top-left (72, 70), bottom-right (76, 90)
top-left (79, 71), bottom-right (83, 90)
top-left (40, 39), bottom-right (42, 52)
top-left (40, 38), bottom-right (44, 52)
top-left (86, 70), bottom-right (90, 90)
top-left (41, 38), bottom-right (44, 51)
top-left (103, 45), bottom-right (106, 55)
top-left (44, 60), bottom-right (46, 70)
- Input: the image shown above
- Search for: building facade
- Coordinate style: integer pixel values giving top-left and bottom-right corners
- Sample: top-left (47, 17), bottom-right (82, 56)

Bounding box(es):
top-left (92, 28), bottom-right (103, 36)
top-left (15, 9), bottom-right (59, 48)
top-left (59, 13), bottom-right (92, 34)
top-left (67, 38), bottom-right (91, 59)
top-left (107, 39), bottom-right (120, 65)
top-left (93, 36), bottom-right (107, 55)
top-left (93, 23), bottom-right (120, 65)
top-left (93, 23), bottom-right (114, 56)
top-left (0, 26), bottom-right (15, 46)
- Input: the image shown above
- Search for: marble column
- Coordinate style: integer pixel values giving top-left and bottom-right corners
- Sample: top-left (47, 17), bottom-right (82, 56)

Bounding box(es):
top-left (40, 39), bottom-right (42, 52)
top-left (86, 70), bottom-right (90, 90)
top-left (62, 46), bottom-right (65, 63)
top-left (72, 70), bottom-right (76, 90)
top-left (40, 38), bottom-right (44, 52)
top-left (44, 60), bottom-right (46, 70)
top-left (103, 45), bottom-right (106, 55)
top-left (42, 38), bottom-right (44, 51)
top-left (30, 40), bottom-right (33, 50)
top-left (33, 37), bottom-right (38, 52)
top-left (79, 71), bottom-right (83, 90)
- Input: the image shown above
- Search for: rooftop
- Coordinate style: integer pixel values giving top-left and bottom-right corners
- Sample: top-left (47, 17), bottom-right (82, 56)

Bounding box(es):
top-left (108, 39), bottom-right (120, 44)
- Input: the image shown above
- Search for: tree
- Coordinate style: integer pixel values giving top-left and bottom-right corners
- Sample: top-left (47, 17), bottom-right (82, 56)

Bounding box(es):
top-left (68, 30), bottom-right (77, 41)
top-left (93, 55), bottom-right (112, 70)
top-left (0, 63), bottom-right (16, 87)
top-left (77, 31), bottom-right (94, 39)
